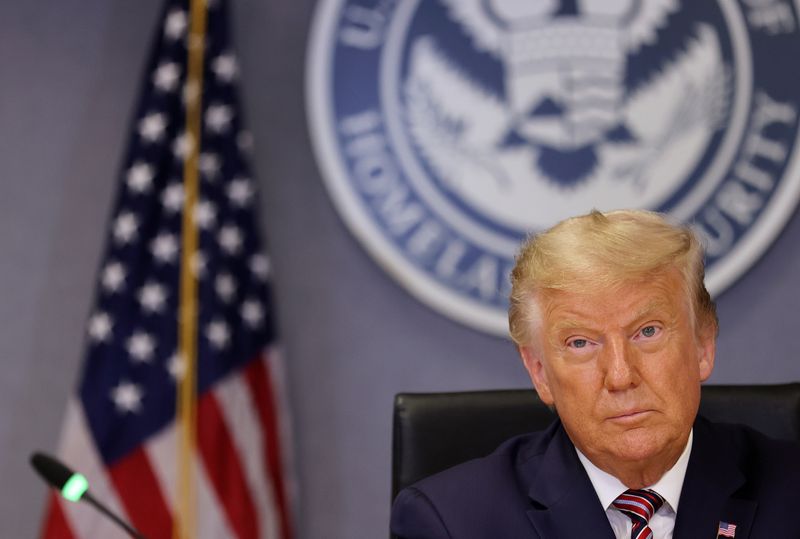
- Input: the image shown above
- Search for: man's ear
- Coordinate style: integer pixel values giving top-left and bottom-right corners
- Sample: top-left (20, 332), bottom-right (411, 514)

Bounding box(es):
top-left (697, 325), bottom-right (716, 382)
top-left (519, 345), bottom-right (554, 405)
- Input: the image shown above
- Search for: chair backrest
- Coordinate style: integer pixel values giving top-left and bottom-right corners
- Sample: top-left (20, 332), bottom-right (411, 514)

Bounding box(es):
top-left (391, 383), bottom-right (800, 499)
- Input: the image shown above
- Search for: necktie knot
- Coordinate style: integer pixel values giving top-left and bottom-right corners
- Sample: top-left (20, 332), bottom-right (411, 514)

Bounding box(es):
top-left (611, 489), bottom-right (665, 539)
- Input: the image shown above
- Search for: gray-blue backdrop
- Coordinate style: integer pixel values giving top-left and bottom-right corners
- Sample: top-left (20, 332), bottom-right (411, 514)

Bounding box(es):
top-left (1, 1), bottom-right (799, 538)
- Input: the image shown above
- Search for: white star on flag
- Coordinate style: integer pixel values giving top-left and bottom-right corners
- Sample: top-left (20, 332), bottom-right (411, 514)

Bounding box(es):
top-left (215, 273), bottom-right (237, 303)
top-left (211, 52), bottom-right (238, 82)
top-left (194, 200), bottom-right (217, 229)
top-left (227, 177), bottom-right (253, 207)
top-left (218, 224), bottom-right (243, 255)
top-left (173, 131), bottom-right (194, 159)
top-left (126, 331), bottom-right (156, 363)
top-left (138, 112), bottom-right (168, 143)
top-left (110, 381), bottom-right (144, 414)
top-left (138, 282), bottom-right (168, 313)
top-left (126, 162), bottom-right (155, 194)
top-left (206, 319), bottom-right (231, 349)
top-left (205, 103), bottom-right (233, 133)
top-left (161, 183), bottom-right (185, 213)
top-left (113, 212), bottom-right (139, 245)
top-left (166, 352), bottom-right (186, 381)
top-left (191, 251), bottom-right (208, 278)
top-left (200, 152), bottom-right (221, 180)
top-left (164, 9), bottom-right (187, 40)
top-left (151, 233), bottom-right (179, 264)
top-left (153, 62), bottom-right (181, 93)
top-left (241, 299), bottom-right (264, 328)
top-left (101, 261), bottom-right (126, 293)
top-left (250, 254), bottom-right (271, 280)
top-left (87, 312), bottom-right (113, 343)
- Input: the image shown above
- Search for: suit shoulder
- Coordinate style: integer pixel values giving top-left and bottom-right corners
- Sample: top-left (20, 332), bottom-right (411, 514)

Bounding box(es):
top-left (391, 487), bottom-right (452, 539)
top-left (703, 419), bottom-right (800, 483)
top-left (390, 423), bottom-right (559, 537)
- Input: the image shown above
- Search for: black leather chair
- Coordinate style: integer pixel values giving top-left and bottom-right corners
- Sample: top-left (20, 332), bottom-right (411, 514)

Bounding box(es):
top-left (391, 384), bottom-right (800, 500)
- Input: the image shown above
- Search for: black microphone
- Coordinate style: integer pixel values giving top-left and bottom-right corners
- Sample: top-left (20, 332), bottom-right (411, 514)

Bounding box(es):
top-left (30, 452), bottom-right (148, 539)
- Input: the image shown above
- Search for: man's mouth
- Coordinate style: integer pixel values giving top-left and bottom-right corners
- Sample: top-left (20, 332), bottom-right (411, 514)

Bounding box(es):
top-left (607, 409), bottom-right (653, 423)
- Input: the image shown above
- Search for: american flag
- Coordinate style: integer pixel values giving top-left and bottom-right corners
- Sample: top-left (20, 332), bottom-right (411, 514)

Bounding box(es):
top-left (38, 0), bottom-right (294, 537)
top-left (718, 521), bottom-right (737, 538)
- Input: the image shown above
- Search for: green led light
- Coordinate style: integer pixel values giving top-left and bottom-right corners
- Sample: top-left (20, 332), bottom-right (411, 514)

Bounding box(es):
top-left (61, 473), bottom-right (89, 502)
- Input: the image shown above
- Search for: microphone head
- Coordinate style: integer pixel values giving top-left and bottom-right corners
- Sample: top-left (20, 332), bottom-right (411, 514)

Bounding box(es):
top-left (30, 452), bottom-right (89, 502)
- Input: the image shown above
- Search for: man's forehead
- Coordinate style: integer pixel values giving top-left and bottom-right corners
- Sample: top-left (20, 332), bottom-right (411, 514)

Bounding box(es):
top-left (546, 297), bottom-right (677, 330)
top-left (533, 275), bottom-right (686, 327)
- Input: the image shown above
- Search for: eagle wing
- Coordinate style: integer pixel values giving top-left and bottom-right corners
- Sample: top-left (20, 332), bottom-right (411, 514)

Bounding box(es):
top-left (404, 37), bottom-right (514, 190)
top-left (625, 24), bottom-right (730, 137)
top-left (440, 0), bottom-right (506, 57)
top-left (625, 0), bottom-right (680, 53)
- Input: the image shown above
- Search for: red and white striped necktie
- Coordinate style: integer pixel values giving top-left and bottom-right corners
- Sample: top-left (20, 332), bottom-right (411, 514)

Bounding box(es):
top-left (611, 489), bottom-right (665, 539)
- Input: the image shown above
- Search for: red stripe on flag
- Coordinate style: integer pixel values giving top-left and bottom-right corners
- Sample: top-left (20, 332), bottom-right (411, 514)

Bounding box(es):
top-left (197, 390), bottom-right (260, 539)
top-left (40, 494), bottom-right (77, 539)
top-left (108, 446), bottom-right (172, 539)
top-left (244, 354), bottom-right (293, 539)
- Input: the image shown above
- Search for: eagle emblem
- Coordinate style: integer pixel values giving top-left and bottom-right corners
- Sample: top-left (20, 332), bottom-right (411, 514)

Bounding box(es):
top-left (308, 0), bottom-right (800, 334)
top-left (404, 0), bottom-right (731, 228)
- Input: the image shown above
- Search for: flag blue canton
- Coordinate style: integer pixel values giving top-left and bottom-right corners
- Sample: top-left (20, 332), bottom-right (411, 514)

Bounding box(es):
top-left (78, 0), bottom-right (275, 466)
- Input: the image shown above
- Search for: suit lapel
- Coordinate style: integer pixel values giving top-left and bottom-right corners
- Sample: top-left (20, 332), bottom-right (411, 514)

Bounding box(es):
top-left (673, 417), bottom-right (757, 539)
top-left (523, 424), bottom-right (616, 539)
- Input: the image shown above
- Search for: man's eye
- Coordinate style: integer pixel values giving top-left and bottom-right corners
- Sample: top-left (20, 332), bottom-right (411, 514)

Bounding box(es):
top-left (569, 339), bottom-right (588, 349)
top-left (641, 326), bottom-right (657, 338)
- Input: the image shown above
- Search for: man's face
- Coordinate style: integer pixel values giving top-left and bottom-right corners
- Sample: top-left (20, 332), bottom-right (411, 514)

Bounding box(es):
top-left (519, 270), bottom-right (715, 474)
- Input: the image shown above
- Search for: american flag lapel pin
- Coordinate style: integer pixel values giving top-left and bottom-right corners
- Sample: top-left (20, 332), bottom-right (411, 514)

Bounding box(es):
top-left (717, 521), bottom-right (737, 538)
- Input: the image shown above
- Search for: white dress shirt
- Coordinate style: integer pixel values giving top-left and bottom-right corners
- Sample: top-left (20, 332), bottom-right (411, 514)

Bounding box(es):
top-left (575, 430), bottom-right (693, 539)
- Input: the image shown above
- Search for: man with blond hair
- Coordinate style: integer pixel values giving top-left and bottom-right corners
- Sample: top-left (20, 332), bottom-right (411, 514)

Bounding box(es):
top-left (391, 209), bottom-right (800, 538)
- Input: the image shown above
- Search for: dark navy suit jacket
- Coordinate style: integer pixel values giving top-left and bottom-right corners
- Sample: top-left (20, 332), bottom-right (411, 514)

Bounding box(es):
top-left (391, 416), bottom-right (800, 538)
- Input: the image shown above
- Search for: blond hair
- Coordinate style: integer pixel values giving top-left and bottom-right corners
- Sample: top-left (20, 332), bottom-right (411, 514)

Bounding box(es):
top-left (508, 209), bottom-right (717, 346)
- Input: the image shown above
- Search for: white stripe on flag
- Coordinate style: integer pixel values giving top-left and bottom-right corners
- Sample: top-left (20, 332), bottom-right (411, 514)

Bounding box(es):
top-left (215, 371), bottom-right (280, 538)
top-left (196, 452), bottom-right (237, 539)
top-left (264, 346), bottom-right (298, 511)
top-left (145, 421), bottom-right (235, 539)
top-left (143, 425), bottom-right (178, 510)
top-left (56, 399), bottom-right (132, 538)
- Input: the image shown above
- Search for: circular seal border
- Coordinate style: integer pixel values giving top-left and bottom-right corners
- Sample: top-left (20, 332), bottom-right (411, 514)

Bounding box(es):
top-left (306, 0), bottom-right (800, 337)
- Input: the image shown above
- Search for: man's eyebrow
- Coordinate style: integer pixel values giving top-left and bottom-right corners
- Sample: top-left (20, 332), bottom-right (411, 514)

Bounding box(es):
top-left (550, 318), bottom-right (595, 334)
top-left (631, 299), bottom-right (673, 322)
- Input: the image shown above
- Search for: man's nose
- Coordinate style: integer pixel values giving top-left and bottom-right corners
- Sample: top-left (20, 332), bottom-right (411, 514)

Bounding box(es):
top-left (602, 336), bottom-right (639, 391)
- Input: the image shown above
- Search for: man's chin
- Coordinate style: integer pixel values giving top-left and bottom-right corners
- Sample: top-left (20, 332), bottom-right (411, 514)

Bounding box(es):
top-left (608, 428), bottom-right (669, 462)
top-left (611, 445), bottom-right (662, 463)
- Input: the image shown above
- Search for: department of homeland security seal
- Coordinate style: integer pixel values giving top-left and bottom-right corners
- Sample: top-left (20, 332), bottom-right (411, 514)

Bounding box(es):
top-left (306, 0), bottom-right (800, 336)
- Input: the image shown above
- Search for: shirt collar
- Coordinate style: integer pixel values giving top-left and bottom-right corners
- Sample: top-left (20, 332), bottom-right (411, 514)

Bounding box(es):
top-left (575, 429), bottom-right (693, 513)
